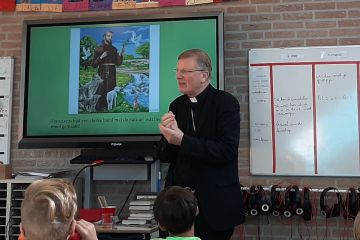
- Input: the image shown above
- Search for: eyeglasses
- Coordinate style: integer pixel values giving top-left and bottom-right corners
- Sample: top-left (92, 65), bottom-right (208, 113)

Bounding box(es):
top-left (173, 68), bottom-right (205, 75)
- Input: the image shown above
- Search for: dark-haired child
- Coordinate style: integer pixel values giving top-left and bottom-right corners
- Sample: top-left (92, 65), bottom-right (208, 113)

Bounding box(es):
top-left (153, 186), bottom-right (200, 240)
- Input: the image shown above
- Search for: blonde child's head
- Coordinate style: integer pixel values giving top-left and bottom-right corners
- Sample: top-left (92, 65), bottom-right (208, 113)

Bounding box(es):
top-left (21, 179), bottom-right (77, 240)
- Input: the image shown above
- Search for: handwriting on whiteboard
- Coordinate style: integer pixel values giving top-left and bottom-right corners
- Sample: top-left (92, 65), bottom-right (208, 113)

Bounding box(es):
top-left (316, 73), bottom-right (347, 85)
top-left (0, 98), bottom-right (9, 115)
top-left (274, 95), bottom-right (312, 117)
top-left (276, 120), bottom-right (303, 134)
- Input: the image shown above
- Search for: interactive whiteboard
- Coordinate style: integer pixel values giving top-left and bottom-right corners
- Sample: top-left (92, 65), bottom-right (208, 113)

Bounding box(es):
top-left (249, 46), bottom-right (360, 176)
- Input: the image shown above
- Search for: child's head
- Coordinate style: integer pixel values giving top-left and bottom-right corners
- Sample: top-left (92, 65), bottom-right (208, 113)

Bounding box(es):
top-left (21, 179), bottom-right (77, 240)
top-left (153, 186), bottom-right (198, 235)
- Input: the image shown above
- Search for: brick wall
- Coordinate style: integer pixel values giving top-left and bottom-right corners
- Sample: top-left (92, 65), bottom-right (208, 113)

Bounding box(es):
top-left (1, 0), bottom-right (360, 239)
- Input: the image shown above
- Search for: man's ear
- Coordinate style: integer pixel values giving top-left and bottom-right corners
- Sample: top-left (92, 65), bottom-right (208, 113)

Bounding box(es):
top-left (196, 206), bottom-right (199, 216)
top-left (201, 71), bottom-right (209, 82)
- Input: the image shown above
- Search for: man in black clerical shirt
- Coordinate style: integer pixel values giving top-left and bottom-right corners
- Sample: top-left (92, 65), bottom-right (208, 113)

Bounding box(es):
top-left (158, 49), bottom-right (245, 240)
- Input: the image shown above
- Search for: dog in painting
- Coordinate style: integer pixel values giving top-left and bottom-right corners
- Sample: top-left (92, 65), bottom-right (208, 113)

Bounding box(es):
top-left (78, 75), bottom-right (103, 113)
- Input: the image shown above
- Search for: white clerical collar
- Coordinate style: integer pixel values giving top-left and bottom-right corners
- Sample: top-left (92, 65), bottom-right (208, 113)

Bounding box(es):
top-left (189, 97), bottom-right (197, 103)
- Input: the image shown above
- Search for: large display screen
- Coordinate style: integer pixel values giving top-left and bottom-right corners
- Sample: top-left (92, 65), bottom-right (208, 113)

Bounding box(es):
top-left (18, 12), bottom-right (224, 149)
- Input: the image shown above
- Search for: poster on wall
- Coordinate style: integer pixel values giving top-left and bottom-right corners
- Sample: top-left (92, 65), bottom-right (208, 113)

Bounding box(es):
top-left (16, 0), bottom-right (41, 11)
top-left (0, 0), bottom-right (16, 11)
top-left (41, 0), bottom-right (63, 12)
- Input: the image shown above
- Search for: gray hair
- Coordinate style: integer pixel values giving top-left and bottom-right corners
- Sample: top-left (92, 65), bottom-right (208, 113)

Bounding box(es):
top-left (178, 48), bottom-right (212, 80)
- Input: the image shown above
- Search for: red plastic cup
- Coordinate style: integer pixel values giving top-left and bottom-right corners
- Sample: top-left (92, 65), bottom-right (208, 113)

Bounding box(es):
top-left (102, 213), bottom-right (113, 228)
top-left (101, 206), bottom-right (116, 228)
top-left (101, 206), bottom-right (116, 216)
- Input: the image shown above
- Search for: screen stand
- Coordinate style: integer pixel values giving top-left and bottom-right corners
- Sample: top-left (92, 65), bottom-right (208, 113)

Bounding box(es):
top-left (70, 144), bottom-right (158, 164)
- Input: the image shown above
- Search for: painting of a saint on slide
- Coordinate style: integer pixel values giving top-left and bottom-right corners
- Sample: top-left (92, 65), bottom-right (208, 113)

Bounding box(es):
top-left (75, 25), bottom-right (159, 114)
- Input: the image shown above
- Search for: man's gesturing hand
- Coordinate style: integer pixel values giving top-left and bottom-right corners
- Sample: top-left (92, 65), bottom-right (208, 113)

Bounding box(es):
top-left (159, 111), bottom-right (183, 145)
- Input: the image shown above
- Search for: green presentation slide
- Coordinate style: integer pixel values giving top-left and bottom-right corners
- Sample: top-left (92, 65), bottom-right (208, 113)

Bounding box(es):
top-left (25, 17), bottom-right (219, 137)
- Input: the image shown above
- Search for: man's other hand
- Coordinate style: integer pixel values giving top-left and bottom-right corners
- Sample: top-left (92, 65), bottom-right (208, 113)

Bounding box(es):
top-left (159, 123), bottom-right (184, 146)
top-left (159, 111), bottom-right (183, 145)
top-left (160, 111), bottom-right (178, 129)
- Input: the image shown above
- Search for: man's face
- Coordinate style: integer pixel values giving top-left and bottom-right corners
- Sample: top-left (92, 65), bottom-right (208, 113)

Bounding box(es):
top-left (176, 57), bottom-right (208, 97)
top-left (104, 32), bottom-right (113, 44)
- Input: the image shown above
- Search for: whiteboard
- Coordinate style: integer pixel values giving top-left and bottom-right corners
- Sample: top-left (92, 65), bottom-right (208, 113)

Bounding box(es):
top-left (249, 46), bottom-right (360, 176)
